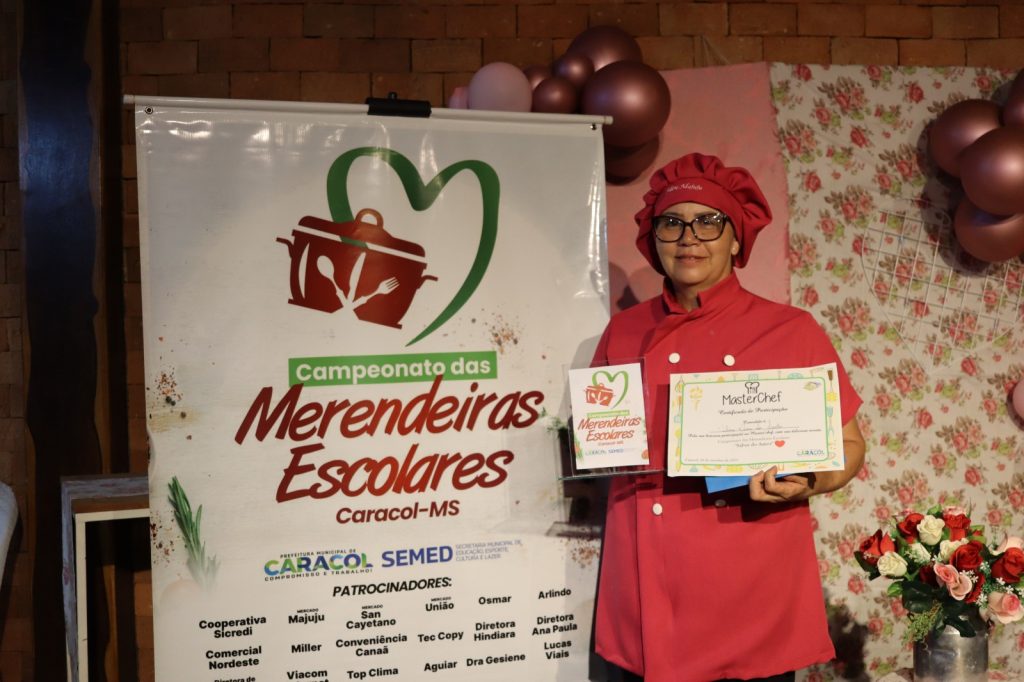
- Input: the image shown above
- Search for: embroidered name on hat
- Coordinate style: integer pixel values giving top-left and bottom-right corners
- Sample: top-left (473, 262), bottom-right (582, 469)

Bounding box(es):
top-left (666, 182), bottom-right (703, 192)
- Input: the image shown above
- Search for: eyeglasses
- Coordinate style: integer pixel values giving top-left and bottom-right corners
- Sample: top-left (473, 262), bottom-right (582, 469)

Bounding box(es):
top-left (652, 213), bottom-right (730, 243)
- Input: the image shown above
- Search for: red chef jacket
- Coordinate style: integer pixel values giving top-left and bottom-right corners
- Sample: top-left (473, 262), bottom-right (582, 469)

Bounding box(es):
top-left (592, 273), bottom-right (862, 682)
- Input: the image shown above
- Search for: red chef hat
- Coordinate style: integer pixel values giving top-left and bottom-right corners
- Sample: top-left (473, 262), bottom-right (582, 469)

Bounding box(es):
top-left (634, 153), bottom-right (772, 273)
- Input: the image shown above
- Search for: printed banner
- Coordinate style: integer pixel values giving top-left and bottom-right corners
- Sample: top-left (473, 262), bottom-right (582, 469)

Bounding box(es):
top-left (136, 101), bottom-right (609, 681)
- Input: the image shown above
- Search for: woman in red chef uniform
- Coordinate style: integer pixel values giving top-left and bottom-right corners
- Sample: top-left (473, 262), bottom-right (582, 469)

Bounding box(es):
top-left (592, 153), bottom-right (866, 682)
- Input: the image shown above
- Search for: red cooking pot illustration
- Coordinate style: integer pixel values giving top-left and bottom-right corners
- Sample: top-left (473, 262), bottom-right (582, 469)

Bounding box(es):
top-left (278, 208), bottom-right (437, 329)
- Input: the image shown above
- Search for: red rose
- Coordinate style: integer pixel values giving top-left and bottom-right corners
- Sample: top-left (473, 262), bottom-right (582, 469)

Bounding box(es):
top-left (907, 84), bottom-right (924, 103)
top-left (992, 547), bottom-right (1024, 585)
top-left (944, 511), bottom-right (971, 540)
top-left (795, 64), bottom-right (812, 81)
top-left (918, 563), bottom-right (937, 585)
top-left (951, 541), bottom-right (984, 572)
top-left (897, 512), bottom-right (924, 543)
top-left (965, 573), bottom-right (985, 604)
top-left (859, 529), bottom-right (896, 565)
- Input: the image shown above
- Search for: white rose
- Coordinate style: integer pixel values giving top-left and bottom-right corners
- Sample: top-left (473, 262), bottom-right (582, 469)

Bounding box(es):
top-left (878, 551), bottom-right (909, 578)
top-left (939, 538), bottom-right (968, 562)
top-left (918, 515), bottom-right (945, 545)
top-left (907, 542), bottom-right (932, 564)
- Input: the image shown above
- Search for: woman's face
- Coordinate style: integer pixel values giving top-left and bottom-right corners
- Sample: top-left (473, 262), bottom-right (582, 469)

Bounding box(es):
top-left (654, 201), bottom-right (740, 297)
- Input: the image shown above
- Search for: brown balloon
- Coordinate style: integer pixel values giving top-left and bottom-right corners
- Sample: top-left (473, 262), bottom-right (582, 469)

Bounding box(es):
top-left (1003, 70), bottom-right (1024, 127)
top-left (551, 53), bottom-right (594, 92)
top-left (581, 61), bottom-right (671, 148)
top-left (567, 25), bottom-right (643, 73)
top-left (960, 126), bottom-right (1024, 216)
top-left (523, 64), bottom-right (551, 91)
top-left (605, 137), bottom-right (661, 184)
top-left (532, 76), bottom-right (578, 114)
top-left (953, 198), bottom-right (1024, 263)
top-left (928, 99), bottom-right (1001, 177)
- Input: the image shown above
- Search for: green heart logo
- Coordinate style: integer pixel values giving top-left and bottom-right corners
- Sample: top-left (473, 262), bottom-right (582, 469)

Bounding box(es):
top-left (590, 370), bottom-right (628, 409)
top-left (326, 147), bottom-right (499, 346)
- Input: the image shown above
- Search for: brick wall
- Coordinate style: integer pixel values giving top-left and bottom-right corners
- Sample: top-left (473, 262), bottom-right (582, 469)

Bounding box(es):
top-left (0, 0), bottom-right (28, 676)
top-left (116, 2), bottom-right (1021, 681)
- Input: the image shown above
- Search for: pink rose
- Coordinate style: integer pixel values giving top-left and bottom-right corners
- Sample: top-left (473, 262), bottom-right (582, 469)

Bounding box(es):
top-left (907, 84), bottom-right (924, 103)
top-left (866, 65), bottom-right (882, 81)
top-left (897, 486), bottom-right (913, 505)
top-left (896, 159), bottom-right (915, 180)
top-left (805, 172), bottom-right (822, 192)
top-left (916, 409), bottom-right (933, 429)
top-left (838, 315), bottom-right (854, 333)
top-left (802, 287), bottom-right (819, 307)
top-left (952, 432), bottom-right (969, 453)
top-left (875, 393), bottom-right (893, 411)
top-left (995, 536), bottom-right (1024, 554)
top-left (985, 592), bottom-right (1024, 624)
top-left (852, 236), bottom-right (864, 254)
top-left (988, 509), bottom-right (1003, 526)
top-left (851, 349), bottom-right (868, 369)
top-left (868, 617), bottom-right (884, 636)
top-left (842, 202), bottom-right (858, 220)
top-left (795, 64), bottom-right (812, 81)
top-left (983, 398), bottom-right (999, 416)
top-left (838, 540), bottom-right (855, 560)
top-left (934, 563), bottom-right (959, 588)
top-left (937, 565), bottom-right (973, 600)
top-left (930, 451), bottom-right (947, 470)
top-left (960, 358), bottom-right (978, 376)
top-left (912, 300), bottom-right (930, 318)
top-left (814, 107), bottom-right (832, 125)
top-left (785, 136), bottom-right (802, 155)
top-left (851, 127), bottom-right (868, 148)
top-left (1010, 490), bottom-right (1024, 510)
top-left (964, 467), bottom-right (982, 486)
top-left (835, 92), bottom-right (851, 111)
top-left (894, 375), bottom-right (911, 395)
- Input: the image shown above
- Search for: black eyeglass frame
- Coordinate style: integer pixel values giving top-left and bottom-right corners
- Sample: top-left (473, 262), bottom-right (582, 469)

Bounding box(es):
top-left (652, 213), bottom-right (732, 243)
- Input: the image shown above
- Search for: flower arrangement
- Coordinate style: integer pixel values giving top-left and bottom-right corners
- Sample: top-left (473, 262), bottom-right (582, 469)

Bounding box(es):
top-left (855, 505), bottom-right (1024, 642)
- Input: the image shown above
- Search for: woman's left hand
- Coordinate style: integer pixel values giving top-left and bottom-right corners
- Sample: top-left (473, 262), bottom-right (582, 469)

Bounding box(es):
top-left (749, 466), bottom-right (815, 503)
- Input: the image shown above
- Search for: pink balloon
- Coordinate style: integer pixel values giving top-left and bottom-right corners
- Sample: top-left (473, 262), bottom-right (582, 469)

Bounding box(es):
top-left (447, 86), bottom-right (469, 110)
top-left (928, 99), bottom-right (1001, 177)
top-left (953, 197), bottom-right (1024, 263)
top-left (1013, 380), bottom-right (1024, 420)
top-left (1004, 70), bottom-right (1024, 127)
top-left (467, 62), bottom-right (532, 112)
top-left (960, 126), bottom-right (1024, 216)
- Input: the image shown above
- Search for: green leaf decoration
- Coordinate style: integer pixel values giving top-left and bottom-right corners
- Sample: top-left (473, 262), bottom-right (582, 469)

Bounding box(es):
top-left (168, 476), bottom-right (219, 590)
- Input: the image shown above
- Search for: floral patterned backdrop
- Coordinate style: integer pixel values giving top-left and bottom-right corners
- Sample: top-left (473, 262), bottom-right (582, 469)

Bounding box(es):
top-left (769, 64), bottom-right (1024, 681)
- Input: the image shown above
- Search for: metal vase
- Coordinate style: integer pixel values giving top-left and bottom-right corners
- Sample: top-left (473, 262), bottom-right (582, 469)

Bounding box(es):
top-left (913, 614), bottom-right (989, 682)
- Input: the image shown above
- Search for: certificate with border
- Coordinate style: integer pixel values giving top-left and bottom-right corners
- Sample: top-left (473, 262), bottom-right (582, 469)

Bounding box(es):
top-left (667, 363), bottom-right (844, 477)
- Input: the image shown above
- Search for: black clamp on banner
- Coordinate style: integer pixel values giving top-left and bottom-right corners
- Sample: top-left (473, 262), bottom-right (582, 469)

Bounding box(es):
top-left (365, 92), bottom-right (432, 118)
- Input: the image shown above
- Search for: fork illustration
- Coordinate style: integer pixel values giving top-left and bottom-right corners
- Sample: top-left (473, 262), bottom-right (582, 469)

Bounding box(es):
top-left (352, 277), bottom-right (399, 309)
